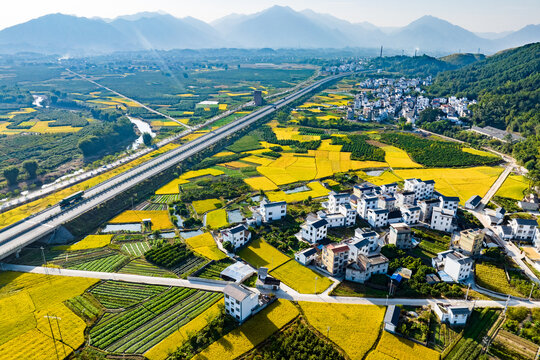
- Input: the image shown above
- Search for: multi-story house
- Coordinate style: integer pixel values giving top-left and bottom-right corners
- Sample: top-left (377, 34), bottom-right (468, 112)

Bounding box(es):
top-left (439, 195), bottom-right (460, 216)
top-left (510, 218), bottom-right (537, 241)
top-left (220, 224), bottom-right (251, 249)
top-left (419, 198), bottom-right (441, 222)
top-left (400, 205), bottom-right (421, 225)
top-left (358, 195), bottom-right (379, 218)
top-left (432, 250), bottom-right (473, 282)
top-left (223, 283), bottom-right (258, 322)
top-left (457, 229), bottom-right (484, 256)
top-left (345, 254), bottom-right (389, 284)
top-left (388, 222), bottom-right (413, 249)
top-left (431, 207), bottom-right (454, 233)
top-left (258, 200), bottom-right (287, 222)
top-left (404, 178), bottom-right (435, 200)
top-left (396, 191), bottom-right (416, 207)
top-left (367, 208), bottom-right (389, 228)
top-left (322, 243), bottom-right (350, 275)
top-left (300, 216), bottom-right (328, 244)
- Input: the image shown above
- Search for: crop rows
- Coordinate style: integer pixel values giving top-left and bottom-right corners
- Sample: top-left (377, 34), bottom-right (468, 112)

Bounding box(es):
top-left (69, 254), bottom-right (130, 272)
top-left (141, 203), bottom-right (168, 211)
top-left (89, 287), bottom-right (220, 353)
top-left (196, 259), bottom-right (235, 279)
top-left (152, 194), bottom-right (181, 203)
top-left (121, 241), bottom-right (152, 257)
top-left (118, 259), bottom-right (177, 278)
top-left (89, 281), bottom-right (168, 309)
top-left (145, 243), bottom-right (193, 268)
top-left (173, 256), bottom-right (208, 276)
top-left (65, 294), bottom-right (102, 322)
top-left (113, 234), bottom-right (145, 243)
top-left (107, 291), bottom-right (222, 354)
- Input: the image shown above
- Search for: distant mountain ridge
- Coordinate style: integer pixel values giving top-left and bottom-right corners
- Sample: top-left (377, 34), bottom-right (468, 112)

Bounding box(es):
top-left (0, 7), bottom-right (538, 55)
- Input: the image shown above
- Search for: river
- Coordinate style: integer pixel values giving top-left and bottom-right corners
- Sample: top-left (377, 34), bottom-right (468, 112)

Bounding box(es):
top-left (127, 116), bottom-right (156, 149)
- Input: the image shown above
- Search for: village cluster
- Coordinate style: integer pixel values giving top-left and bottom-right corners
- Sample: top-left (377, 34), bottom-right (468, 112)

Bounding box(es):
top-left (348, 76), bottom-right (475, 123)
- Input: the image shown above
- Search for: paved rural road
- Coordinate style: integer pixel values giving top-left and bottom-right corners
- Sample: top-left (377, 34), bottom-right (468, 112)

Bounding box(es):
top-left (3, 263), bottom-right (539, 308)
top-left (0, 72), bottom-right (351, 259)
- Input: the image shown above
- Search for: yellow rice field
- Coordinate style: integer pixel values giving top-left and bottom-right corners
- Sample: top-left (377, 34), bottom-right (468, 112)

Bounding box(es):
top-left (495, 174), bottom-right (529, 200)
top-left (244, 176), bottom-right (279, 191)
top-left (184, 232), bottom-right (226, 260)
top-left (299, 302), bottom-right (386, 359)
top-left (0, 143), bottom-right (179, 228)
top-left (145, 300), bottom-right (223, 360)
top-left (381, 145), bottom-right (422, 168)
top-left (110, 210), bottom-right (174, 230)
top-left (52, 234), bottom-right (113, 251)
top-left (156, 168), bottom-right (224, 194)
top-left (270, 260), bottom-right (332, 294)
top-left (238, 238), bottom-right (291, 270)
top-left (192, 300), bottom-right (298, 360)
top-left (367, 331), bottom-right (440, 360)
top-left (393, 166), bottom-right (503, 204)
top-left (265, 181), bottom-right (329, 203)
top-left (151, 120), bottom-right (182, 127)
top-left (192, 198), bottom-right (223, 214)
top-left (206, 209), bottom-right (228, 229)
top-left (359, 170), bottom-right (402, 186)
top-left (462, 147), bottom-right (498, 157)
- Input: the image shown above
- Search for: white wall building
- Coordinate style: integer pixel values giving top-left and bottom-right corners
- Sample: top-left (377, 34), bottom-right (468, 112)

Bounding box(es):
top-left (220, 224), bottom-right (251, 249)
top-left (404, 178), bottom-right (435, 200)
top-left (300, 218), bottom-right (328, 243)
top-left (367, 208), bottom-right (389, 228)
top-left (534, 228), bottom-right (540, 251)
top-left (295, 247), bottom-right (318, 265)
top-left (439, 195), bottom-right (459, 216)
top-left (433, 304), bottom-right (471, 326)
top-left (345, 254), bottom-right (389, 284)
top-left (510, 218), bottom-right (537, 241)
top-left (431, 207), bottom-right (454, 232)
top-left (432, 250), bottom-right (473, 282)
top-left (223, 283), bottom-right (258, 322)
top-left (259, 200), bottom-right (287, 223)
top-left (419, 198), bottom-right (440, 222)
top-left (396, 191), bottom-right (416, 207)
top-left (400, 205), bottom-right (421, 225)
top-left (358, 195), bottom-right (379, 218)
top-left (381, 183), bottom-right (398, 195)
top-left (328, 192), bottom-right (350, 212)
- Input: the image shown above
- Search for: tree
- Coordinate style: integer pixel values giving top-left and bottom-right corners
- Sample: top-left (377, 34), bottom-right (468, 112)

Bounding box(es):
top-left (142, 132), bottom-right (153, 147)
top-left (3, 166), bottom-right (19, 186)
top-left (152, 230), bottom-right (161, 240)
top-left (223, 241), bottom-right (234, 253)
top-left (22, 160), bottom-right (38, 179)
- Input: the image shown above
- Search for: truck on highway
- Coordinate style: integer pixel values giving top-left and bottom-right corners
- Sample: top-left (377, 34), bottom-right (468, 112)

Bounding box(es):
top-left (59, 191), bottom-right (85, 208)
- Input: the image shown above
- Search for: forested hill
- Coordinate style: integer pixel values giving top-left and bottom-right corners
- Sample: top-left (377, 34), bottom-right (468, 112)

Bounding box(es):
top-left (429, 42), bottom-right (540, 135)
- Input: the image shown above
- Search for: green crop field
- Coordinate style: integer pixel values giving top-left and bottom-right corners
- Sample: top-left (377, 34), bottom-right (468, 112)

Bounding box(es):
top-left (89, 281), bottom-right (168, 309)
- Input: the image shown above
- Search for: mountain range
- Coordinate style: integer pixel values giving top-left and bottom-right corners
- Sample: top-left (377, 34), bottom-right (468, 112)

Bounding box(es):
top-left (0, 6), bottom-right (538, 55)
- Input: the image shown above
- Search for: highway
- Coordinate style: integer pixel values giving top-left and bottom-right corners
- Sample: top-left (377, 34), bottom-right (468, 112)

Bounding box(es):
top-left (0, 72), bottom-right (350, 259)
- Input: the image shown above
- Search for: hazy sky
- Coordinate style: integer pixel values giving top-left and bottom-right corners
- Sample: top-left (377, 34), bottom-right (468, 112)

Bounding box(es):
top-left (1, 0), bottom-right (538, 32)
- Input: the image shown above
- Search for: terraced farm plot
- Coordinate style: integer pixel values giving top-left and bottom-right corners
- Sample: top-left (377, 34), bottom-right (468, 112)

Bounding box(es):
top-left (70, 254), bottom-right (129, 272)
top-left (119, 259), bottom-right (177, 278)
top-left (381, 145), bottom-right (422, 168)
top-left (496, 174), bottom-right (529, 200)
top-left (53, 234), bottom-right (113, 251)
top-left (145, 300), bottom-right (223, 360)
top-left (244, 176), bottom-right (279, 191)
top-left (192, 299), bottom-right (299, 360)
top-left (299, 302), bottom-right (385, 359)
top-left (192, 198), bottom-right (223, 214)
top-left (475, 263), bottom-right (523, 297)
top-left (89, 287), bottom-right (222, 354)
top-left (173, 256), bottom-right (208, 276)
top-left (270, 260), bottom-right (332, 294)
top-left (206, 209), bottom-right (228, 228)
top-left (185, 232), bottom-right (226, 260)
top-left (359, 170), bottom-right (402, 186)
top-left (0, 272), bottom-right (98, 359)
top-left (367, 331), bottom-right (440, 360)
top-left (89, 281), bottom-right (168, 309)
top-left (152, 194), bottom-right (182, 203)
top-left (156, 168), bottom-right (224, 195)
top-left (196, 258), bottom-right (236, 280)
top-left (265, 181), bottom-right (330, 203)
top-left (393, 166), bottom-right (504, 204)
top-left (121, 241), bottom-right (152, 257)
top-left (110, 210), bottom-right (174, 230)
top-left (238, 238), bottom-right (291, 270)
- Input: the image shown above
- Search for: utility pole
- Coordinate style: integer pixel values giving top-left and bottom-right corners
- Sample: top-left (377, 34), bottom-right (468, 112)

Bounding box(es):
top-left (380, 46), bottom-right (383, 58)
top-left (503, 295), bottom-right (510, 315)
top-left (465, 283), bottom-right (470, 300)
top-left (315, 276), bottom-right (318, 294)
top-left (40, 246), bottom-right (48, 277)
top-left (529, 283), bottom-right (535, 300)
top-left (46, 314), bottom-right (60, 360)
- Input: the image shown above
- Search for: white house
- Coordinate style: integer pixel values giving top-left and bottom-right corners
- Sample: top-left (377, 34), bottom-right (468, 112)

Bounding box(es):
top-left (318, 204), bottom-right (356, 228)
top-left (220, 224), bottom-right (251, 249)
top-left (353, 184), bottom-right (376, 198)
top-left (400, 205), bottom-right (421, 225)
top-left (534, 228), bottom-right (540, 251)
top-left (295, 247), bottom-right (318, 265)
top-left (431, 207), bottom-right (454, 233)
top-left (380, 183), bottom-right (398, 195)
top-left (223, 283), bottom-right (258, 322)
top-left (345, 254), bottom-right (389, 284)
top-left (358, 195), bottom-right (379, 218)
top-left (378, 195), bottom-right (397, 211)
top-left (433, 304), bottom-right (471, 326)
top-left (396, 191), bottom-right (416, 207)
top-left (328, 192), bottom-right (350, 212)
top-left (388, 222), bottom-right (414, 249)
top-left (404, 178), bottom-right (435, 200)
top-left (439, 195), bottom-right (459, 216)
top-left (465, 195), bottom-right (482, 210)
top-left (510, 218), bottom-right (537, 241)
top-left (419, 198), bottom-right (441, 222)
top-left (432, 250), bottom-right (473, 282)
top-left (259, 200), bottom-right (287, 223)
top-left (300, 217), bottom-right (328, 243)
top-left (354, 228), bottom-right (379, 252)
top-left (367, 208), bottom-right (389, 228)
